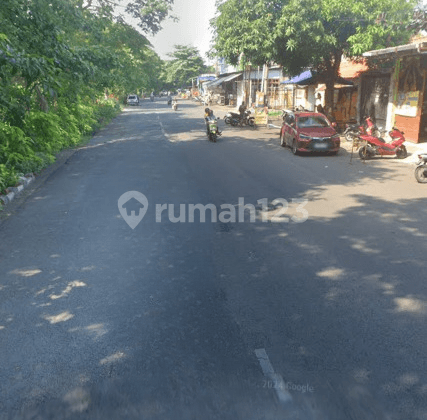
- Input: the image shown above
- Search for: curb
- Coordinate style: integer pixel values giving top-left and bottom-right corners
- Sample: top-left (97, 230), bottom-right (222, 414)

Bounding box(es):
top-left (0, 174), bottom-right (36, 206)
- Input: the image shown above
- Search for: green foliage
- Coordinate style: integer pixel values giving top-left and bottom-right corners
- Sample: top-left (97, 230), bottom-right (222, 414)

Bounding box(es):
top-left (0, 0), bottom-right (165, 196)
top-left (210, 0), bottom-right (418, 108)
top-left (0, 164), bottom-right (18, 194)
top-left (162, 45), bottom-right (212, 89)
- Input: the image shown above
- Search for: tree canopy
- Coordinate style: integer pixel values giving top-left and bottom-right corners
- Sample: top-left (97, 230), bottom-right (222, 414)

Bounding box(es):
top-left (161, 45), bottom-right (213, 89)
top-left (75, 0), bottom-right (176, 35)
top-left (210, 0), bottom-right (418, 108)
top-left (0, 0), bottom-right (169, 195)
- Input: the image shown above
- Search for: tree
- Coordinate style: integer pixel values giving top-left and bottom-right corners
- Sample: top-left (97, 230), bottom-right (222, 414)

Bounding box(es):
top-left (162, 45), bottom-right (210, 89)
top-left (75, 0), bottom-right (176, 35)
top-left (210, 0), bottom-right (417, 110)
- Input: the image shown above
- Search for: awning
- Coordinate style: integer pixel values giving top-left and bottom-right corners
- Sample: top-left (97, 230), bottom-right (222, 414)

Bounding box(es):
top-left (281, 70), bottom-right (353, 86)
top-left (198, 73), bottom-right (216, 82)
top-left (363, 42), bottom-right (427, 57)
top-left (206, 72), bottom-right (242, 88)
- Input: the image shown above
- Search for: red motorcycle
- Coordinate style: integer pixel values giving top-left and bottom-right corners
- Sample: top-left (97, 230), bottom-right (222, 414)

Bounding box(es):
top-left (358, 117), bottom-right (407, 160)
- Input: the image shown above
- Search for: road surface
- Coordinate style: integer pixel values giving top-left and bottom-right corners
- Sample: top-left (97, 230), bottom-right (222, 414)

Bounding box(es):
top-left (1, 99), bottom-right (426, 419)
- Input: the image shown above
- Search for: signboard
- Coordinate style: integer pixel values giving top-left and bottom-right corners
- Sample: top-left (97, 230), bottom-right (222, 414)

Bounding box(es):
top-left (254, 107), bottom-right (268, 125)
top-left (395, 91), bottom-right (419, 117)
top-left (256, 91), bottom-right (265, 107)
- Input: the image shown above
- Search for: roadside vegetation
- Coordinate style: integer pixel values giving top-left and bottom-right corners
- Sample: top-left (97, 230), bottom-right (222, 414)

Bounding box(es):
top-left (160, 45), bottom-right (215, 91)
top-left (0, 0), bottom-right (170, 195)
top-left (210, 0), bottom-right (423, 111)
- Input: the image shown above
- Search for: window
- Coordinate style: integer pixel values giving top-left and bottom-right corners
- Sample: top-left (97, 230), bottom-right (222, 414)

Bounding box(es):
top-left (297, 116), bottom-right (329, 128)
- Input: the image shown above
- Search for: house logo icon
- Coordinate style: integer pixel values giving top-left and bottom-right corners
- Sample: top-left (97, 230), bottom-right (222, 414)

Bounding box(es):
top-left (118, 191), bottom-right (148, 229)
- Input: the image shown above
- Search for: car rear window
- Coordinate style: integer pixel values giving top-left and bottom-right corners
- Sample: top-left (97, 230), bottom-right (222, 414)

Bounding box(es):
top-left (128, 95), bottom-right (137, 99)
top-left (297, 116), bottom-right (329, 128)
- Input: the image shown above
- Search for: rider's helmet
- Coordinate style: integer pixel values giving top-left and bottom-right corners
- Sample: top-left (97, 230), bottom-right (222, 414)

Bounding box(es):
top-left (205, 107), bottom-right (210, 113)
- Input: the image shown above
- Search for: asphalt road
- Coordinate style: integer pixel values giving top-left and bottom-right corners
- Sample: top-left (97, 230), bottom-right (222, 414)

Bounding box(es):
top-left (1, 98), bottom-right (427, 420)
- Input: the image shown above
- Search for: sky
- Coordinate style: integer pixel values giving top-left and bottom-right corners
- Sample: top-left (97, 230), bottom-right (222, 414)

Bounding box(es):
top-left (146, 0), bottom-right (218, 62)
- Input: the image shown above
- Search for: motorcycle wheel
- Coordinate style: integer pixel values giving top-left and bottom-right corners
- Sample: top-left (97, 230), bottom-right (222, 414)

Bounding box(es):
top-left (396, 145), bottom-right (407, 159)
top-left (359, 146), bottom-right (372, 160)
top-left (224, 117), bottom-right (231, 124)
top-left (415, 165), bottom-right (427, 183)
top-left (209, 133), bottom-right (217, 142)
top-left (248, 118), bottom-right (255, 127)
top-left (231, 119), bottom-right (239, 127)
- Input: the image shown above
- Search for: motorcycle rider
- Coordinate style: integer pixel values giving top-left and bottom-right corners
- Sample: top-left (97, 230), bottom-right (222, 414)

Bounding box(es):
top-left (238, 101), bottom-right (246, 125)
top-left (204, 108), bottom-right (222, 136)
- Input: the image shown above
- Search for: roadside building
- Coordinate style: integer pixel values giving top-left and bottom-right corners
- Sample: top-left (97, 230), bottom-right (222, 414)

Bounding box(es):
top-left (281, 70), bottom-right (354, 128)
top-left (362, 39), bottom-right (427, 143)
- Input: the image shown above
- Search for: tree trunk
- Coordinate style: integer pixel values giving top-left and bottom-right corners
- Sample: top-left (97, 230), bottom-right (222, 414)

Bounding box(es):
top-left (323, 51), bottom-right (342, 121)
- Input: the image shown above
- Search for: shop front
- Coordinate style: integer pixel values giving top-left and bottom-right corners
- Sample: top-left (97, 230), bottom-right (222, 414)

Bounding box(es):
top-left (363, 41), bottom-right (427, 143)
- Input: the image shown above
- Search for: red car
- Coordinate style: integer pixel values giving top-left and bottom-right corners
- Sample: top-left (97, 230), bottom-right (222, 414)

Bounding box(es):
top-left (280, 111), bottom-right (340, 155)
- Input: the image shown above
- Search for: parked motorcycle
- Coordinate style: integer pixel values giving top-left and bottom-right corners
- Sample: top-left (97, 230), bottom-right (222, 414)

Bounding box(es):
top-left (415, 154), bottom-right (427, 183)
top-left (224, 110), bottom-right (255, 127)
top-left (358, 122), bottom-right (407, 160)
top-left (167, 97), bottom-right (172, 106)
top-left (343, 122), bottom-right (363, 142)
top-left (224, 111), bottom-right (239, 125)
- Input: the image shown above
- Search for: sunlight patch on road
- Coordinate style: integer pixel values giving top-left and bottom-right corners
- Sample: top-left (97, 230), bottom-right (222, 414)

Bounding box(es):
top-left (10, 268), bottom-right (42, 277)
top-left (341, 237), bottom-right (380, 254)
top-left (378, 282), bottom-right (396, 296)
top-left (167, 131), bottom-right (205, 143)
top-left (316, 267), bottom-right (345, 279)
top-left (325, 287), bottom-right (342, 300)
top-left (63, 387), bottom-right (91, 413)
top-left (399, 373), bottom-right (419, 387)
top-left (80, 265), bottom-right (96, 272)
top-left (353, 368), bottom-right (371, 383)
top-left (399, 226), bottom-right (427, 237)
top-left (35, 284), bottom-right (55, 296)
top-left (394, 296), bottom-right (426, 314)
top-left (86, 323), bottom-right (107, 339)
top-left (44, 311), bottom-right (74, 324)
top-left (100, 351), bottom-right (126, 365)
top-left (50, 280), bottom-right (86, 300)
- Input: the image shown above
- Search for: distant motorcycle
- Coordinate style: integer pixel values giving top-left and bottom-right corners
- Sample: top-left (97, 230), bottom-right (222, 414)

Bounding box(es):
top-left (167, 97), bottom-right (172, 106)
top-left (172, 99), bottom-right (178, 111)
top-left (415, 154), bottom-right (427, 183)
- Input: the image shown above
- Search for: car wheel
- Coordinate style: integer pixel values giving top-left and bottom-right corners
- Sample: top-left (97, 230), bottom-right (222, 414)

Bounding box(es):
top-left (292, 139), bottom-right (298, 155)
top-left (280, 132), bottom-right (285, 147)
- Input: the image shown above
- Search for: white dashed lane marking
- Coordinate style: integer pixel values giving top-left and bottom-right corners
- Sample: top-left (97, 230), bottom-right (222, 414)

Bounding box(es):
top-left (255, 348), bottom-right (293, 404)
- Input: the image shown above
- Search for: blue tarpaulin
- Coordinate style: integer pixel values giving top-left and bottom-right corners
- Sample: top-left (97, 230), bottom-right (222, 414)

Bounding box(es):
top-left (282, 70), bottom-right (353, 86)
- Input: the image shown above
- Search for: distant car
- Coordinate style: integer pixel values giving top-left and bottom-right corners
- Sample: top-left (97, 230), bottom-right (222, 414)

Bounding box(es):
top-left (280, 111), bottom-right (340, 155)
top-left (126, 94), bottom-right (139, 106)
